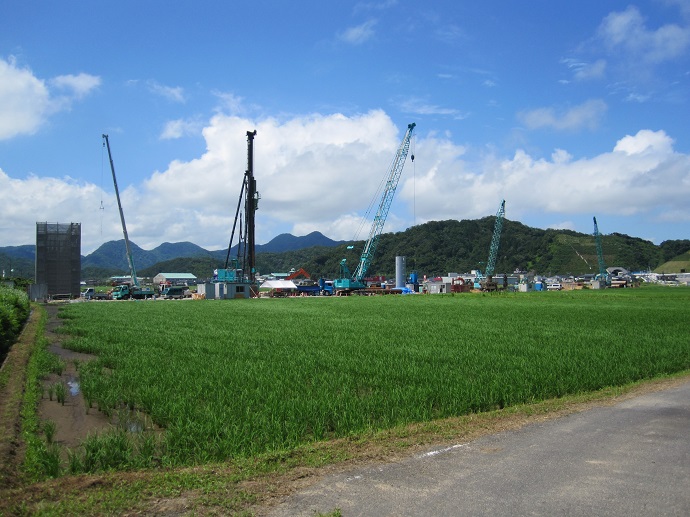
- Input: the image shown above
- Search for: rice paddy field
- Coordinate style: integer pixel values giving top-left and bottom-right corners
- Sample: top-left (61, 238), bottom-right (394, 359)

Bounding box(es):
top-left (58, 286), bottom-right (690, 469)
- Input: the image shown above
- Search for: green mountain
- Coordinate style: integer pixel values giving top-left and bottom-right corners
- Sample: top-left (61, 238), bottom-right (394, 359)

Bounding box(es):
top-left (654, 250), bottom-right (690, 274)
top-left (252, 218), bottom-right (675, 280)
top-left (2, 221), bottom-right (689, 283)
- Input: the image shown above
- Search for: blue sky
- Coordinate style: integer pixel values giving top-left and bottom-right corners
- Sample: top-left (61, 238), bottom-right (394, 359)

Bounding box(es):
top-left (1, 0), bottom-right (689, 255)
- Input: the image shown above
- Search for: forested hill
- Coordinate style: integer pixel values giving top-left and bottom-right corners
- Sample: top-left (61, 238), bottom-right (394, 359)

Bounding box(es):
top-left (4, 219), bottom-right (689, 281)
top-left (251, 218), bottom-right (690, 280)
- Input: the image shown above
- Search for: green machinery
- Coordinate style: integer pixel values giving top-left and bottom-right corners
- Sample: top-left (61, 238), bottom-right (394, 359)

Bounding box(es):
top-left (474, 199), bottom-right (506, 289)
top-left (333, 123), bottom-right (416, 293)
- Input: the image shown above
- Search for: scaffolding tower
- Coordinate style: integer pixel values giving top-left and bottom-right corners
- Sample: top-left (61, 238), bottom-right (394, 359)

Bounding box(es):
top-left (35, 222), bottom-right (81, 298)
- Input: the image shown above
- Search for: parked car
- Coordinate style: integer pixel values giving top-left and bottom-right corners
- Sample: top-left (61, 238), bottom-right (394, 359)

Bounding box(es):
top-left (162, 286), bottom-right (188, 299)
top-left (546, 283), bottom-right (563, 291)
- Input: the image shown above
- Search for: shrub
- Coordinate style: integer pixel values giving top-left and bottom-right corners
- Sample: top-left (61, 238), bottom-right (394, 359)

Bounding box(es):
top-left (0, 285), bottom-right (30, 359)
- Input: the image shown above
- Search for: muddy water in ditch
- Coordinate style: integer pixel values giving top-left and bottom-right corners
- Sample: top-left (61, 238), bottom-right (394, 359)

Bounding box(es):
top-left (39, 304), bottom-right (116, 447)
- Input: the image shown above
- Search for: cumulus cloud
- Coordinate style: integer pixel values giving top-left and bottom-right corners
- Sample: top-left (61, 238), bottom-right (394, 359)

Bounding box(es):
top-left (1, 111), bottom-right (689, 253)
top-left (598, 5), bottom-right (690, 64)
top-left (0, 57), bottom-right (100, 140)
top-left (518, 99), bottom-right (607, 131)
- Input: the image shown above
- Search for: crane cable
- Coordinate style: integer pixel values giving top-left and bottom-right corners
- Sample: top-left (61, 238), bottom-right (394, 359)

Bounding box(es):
top-left (351, 134), bottom-right (406, 243)
top-left (100, 139), bottom-right (105, 235)
top-left (411, 133), bottom-right (416, 226)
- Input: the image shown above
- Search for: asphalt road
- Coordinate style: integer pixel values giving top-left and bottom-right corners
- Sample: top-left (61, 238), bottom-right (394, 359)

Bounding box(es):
top-left (268, 380), bottom-right (690, 516)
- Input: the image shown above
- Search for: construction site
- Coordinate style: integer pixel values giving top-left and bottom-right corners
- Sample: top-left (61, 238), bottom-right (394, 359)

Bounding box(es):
top-left (33, 127), bottom-right (635, 302)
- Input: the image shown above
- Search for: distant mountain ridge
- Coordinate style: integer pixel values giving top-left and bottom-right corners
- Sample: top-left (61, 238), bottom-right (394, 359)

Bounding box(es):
top-left (0, 231), bottom-right (344, 275)
top-left (2, 223), bottom-right (689, 280)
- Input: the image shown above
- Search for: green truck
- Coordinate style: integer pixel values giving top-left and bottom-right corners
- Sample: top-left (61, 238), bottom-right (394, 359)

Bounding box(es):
top-left (111, 285), bottom-right (155, 300)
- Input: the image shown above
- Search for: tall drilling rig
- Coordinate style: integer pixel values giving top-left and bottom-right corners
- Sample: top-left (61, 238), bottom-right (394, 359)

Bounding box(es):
top-left (217, 130), bottom-right (259, 297)
top-left (244, 129), bottom-right (258, 284)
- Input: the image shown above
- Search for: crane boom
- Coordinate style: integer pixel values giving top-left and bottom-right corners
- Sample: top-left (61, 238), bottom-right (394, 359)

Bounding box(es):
top-left (352, 123), bottom-right (416, 282)
top-left (102, 134), bottom-right (139, 288)
top-left (593, 216), bottom-right (608, 281)
top-left (334, 123), bottom-right (415, 292)
top-left (485, 199), bottom-right (505, 277)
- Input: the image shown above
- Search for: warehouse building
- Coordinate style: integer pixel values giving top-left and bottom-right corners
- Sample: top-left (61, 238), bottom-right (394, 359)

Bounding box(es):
top-left (153, 272), bottom-right (197, 290)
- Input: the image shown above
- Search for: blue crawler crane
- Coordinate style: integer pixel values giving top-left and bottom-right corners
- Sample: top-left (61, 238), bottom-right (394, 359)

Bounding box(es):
top-left (333, 123), bottom-right (416, 294)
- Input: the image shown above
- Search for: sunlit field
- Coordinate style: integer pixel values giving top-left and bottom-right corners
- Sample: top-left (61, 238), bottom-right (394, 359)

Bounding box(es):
top-left (58, 286), bottom-right (690, 469)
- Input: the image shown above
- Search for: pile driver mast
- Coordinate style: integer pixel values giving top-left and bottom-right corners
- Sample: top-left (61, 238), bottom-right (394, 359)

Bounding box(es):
top-left (334, 122), bottom-right (416, 292)
top-left (102, 134), bottom-right (139, 288)
top-left (220, 130), bottom-right (259, 290)
top-left (593, 216), bottom-right (609, 284)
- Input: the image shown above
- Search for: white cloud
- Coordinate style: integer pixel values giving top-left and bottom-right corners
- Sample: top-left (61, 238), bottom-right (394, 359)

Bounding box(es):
top-left (1, 111), bottom-right (689, 253)
top-left (50, 73), bottom-right (101, 98)
top-left (574, 59), bottom-right (606, 81)
top-left (0, 57), bottom-right (51, 139)
top-left (0, 57), bottom-right (100, 140)
top-left (339, 19), bottom-right (377, 45)
top-left (399, 96), bottom-right (468, 119)
top-left (547, 221), bottom-right (576, 231)
top-left (147, 81), bottom-right (185, 103)
top-left (598, 6), bottom-right (690, 64)
top-left (518, 99), bottom-right (607, 131)
top-left (160, 118), bottom-right (202, 140)
top-left (613, 129), bottom-right (674, 155)
top-left (354, 0), bottom-right (398, 14)
top-left (0, 166), bottom-right (109, 247)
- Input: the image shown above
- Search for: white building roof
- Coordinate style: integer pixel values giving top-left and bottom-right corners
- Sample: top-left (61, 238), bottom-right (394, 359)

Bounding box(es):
top-left (156, 273), bottom-right (197, 279)
top-left (260, 280), bottom-right (297, 289)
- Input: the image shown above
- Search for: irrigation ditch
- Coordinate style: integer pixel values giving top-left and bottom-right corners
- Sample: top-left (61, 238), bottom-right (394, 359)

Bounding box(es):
top-left (38, 303), bottom-right (113, 447)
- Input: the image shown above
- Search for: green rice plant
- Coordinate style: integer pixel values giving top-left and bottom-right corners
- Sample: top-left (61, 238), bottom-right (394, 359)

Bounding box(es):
top-left (46, 383), bottom-right (55, 401)
top-left (42, 420), bottom-right (57, 444)
top-left (67, 448), bottom-right (83, 474)
top-left (79, 430), bottom-right (134, 473)
top-left (54, 381), bottom-right (66, 405)
top-left (42, 442), bottom-right (62, 478)
top-left (50, 357), bottom-right (66, 376)
top-left (57, 287), bottom-right (690, 467)
top-left (134, 432), bottom-right (160, 469)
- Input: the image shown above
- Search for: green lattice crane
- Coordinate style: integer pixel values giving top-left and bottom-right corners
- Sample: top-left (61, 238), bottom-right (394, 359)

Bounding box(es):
top-left (474, 199), bottom-right (505, 290)
top-left (486, 199), bottom-right (506, 277)
top-left (334, 123), bottom-right (416, 292)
